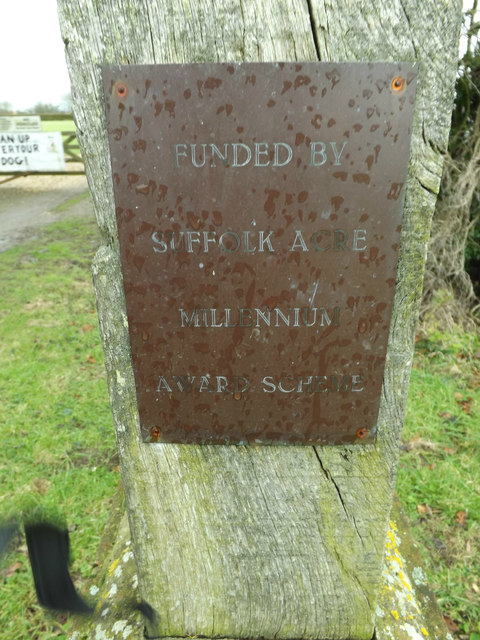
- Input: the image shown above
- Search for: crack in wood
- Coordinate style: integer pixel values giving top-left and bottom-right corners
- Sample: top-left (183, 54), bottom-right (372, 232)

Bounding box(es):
top-left (305, 0), bottom-right (322, 60)
top-left (416, 175), bottom-right (439, 197)
top-left (399, 0), bottom-right (418, 58)
top-left (313, 447), bottom-right (365, 545)
top-left (313, 448), bottom-right (347, 512)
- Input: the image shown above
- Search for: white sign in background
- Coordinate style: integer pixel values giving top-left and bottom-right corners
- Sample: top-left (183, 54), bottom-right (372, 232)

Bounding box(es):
top-left (0, 115), bottom-right (42, 132)
top-left (0, 131), bottom-right (65, 172)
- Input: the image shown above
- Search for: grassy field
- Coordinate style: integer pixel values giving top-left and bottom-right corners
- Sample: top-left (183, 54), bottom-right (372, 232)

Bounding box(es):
top-left (397, 329), bottom-right (480, 639)
top-left (0, 205), bottom-right (479, 639)
top-left (0, 213), bottom-right (117, 638)
top-left (41, 118), bottom-right (75, 133)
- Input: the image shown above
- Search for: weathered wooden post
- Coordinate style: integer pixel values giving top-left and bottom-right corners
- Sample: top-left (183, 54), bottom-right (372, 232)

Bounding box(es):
top-left (58, 2), bottom-right (462, 639)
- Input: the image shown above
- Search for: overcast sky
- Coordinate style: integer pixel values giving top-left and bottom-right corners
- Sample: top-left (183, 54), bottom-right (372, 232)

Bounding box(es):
top-left (1, 0), bottom-right (71, 111)
top-left (0, 0), bottom-right (477, 113)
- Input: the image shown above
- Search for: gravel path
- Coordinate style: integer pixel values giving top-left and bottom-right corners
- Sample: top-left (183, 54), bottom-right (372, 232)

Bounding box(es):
top-left (0, 172), bottom-right (93, 252)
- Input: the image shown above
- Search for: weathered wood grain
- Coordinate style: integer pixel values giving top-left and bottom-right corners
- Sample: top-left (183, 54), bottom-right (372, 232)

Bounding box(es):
top-left (69, 495), bottom-right (452, 640)
top-left (58, 1), bottom-right (462, 638)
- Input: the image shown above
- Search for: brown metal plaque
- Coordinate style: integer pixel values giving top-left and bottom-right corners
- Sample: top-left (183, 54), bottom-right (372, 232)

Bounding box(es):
top-left (102, 62), bottom-right (417, 445)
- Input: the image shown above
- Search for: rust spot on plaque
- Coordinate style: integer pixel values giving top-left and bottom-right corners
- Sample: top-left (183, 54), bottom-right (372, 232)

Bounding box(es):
top-left (133, 139), bottom-right (147, 152)
top-left (294, 75), bottom-right (311, 89)
top-left (353, 173), bottom-right (371, 185)
top-left (331, 196), bottom-right (344, 211)
top-left (264, 189), bottom-right (280, 216)
top-left (388, 182), bottom-right (404, 200)
top-left (295, 132), bottom-right (305, 146)
top-left (165, 100), bottom-right (176, 117)
top-left (205, 77), bottom-right (223, 89)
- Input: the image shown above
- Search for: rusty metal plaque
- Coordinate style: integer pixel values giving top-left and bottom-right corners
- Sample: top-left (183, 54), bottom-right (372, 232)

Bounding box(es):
top-left (102, 62), bottom-right (417, 445)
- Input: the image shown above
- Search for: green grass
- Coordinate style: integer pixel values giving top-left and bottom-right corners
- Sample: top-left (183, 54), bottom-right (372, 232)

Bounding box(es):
top-left (0, 215), bottom-right (118, 639)
top-left (0, 208), bottom-right (478, 638)
top-left (397, 329), bottom-right (480, 638)
top-left (41, 119), bottom-right (75, 133)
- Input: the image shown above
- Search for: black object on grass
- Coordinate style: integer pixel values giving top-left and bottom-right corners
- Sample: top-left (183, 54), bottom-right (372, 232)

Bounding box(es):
top-left (1, 519), bottom-right (157, 625)
top-left (24, 522), bottom-right (93, 614)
